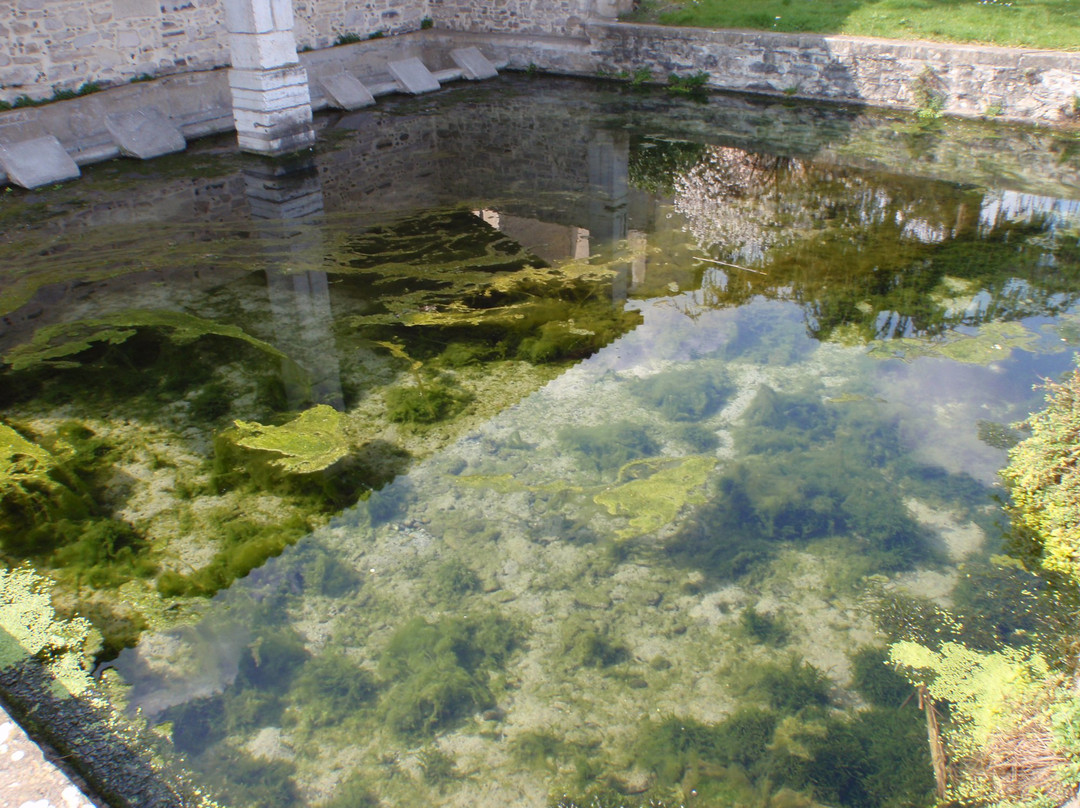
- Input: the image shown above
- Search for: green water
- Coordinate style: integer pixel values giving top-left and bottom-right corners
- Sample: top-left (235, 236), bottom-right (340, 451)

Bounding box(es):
top-left (2, 76), bottom-right (1080, 807)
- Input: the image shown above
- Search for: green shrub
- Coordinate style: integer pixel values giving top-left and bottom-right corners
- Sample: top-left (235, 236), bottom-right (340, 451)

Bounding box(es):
top-left (666, 71), bottom-right (710, 97)
top-left (1002, 362), bottom-right (1080, 583)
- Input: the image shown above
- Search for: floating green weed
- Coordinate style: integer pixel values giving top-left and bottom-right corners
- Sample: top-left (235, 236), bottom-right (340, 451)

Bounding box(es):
top-left (0, 567), bottom-right (100, 696)
top-left (868, 320), bottom-right (1039, 364)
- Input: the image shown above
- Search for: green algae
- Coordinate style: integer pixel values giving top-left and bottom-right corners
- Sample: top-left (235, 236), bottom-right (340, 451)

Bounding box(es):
top-left (377, 613), bottom-right (520, 738)
top-left (4, 309), bottom-right (293, 373)
top-left (850, 646), bottom-right (913, 708)
top-left (559, 421), bottom-right (660, 476)
top-left (594, 455), bottom-right (717, 540)
top-left (385, 381), bottom-right (471, 425)
top-left (560, 614), bottom-right (629, 669)
top-left (3, 82), bottom-right (1079, 808)
top-left (620, 680), bottom-right (933, 808)
top-left (629, 366), bottom-right (733, 421)
top-left (666, 386), bottom-right (941, 581)
top-left (0, 421), bottom-right (157, 589)
top-left (867, 320), bottom-right (1040, 364)
top-left (230, 405), bottom-right (350, 475)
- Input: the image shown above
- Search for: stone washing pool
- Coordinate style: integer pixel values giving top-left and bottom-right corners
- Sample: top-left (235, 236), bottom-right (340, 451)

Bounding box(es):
top-left (1, 75), bottom-right (1079, 807)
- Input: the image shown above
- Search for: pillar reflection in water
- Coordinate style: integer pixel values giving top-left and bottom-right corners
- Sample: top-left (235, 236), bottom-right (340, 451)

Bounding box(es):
top-left (244, 160), bottom-right (345, 410)
top-left (587, 130), bottom-right (632, 302)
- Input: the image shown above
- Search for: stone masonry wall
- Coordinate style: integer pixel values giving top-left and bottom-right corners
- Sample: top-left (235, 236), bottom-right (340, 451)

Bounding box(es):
top-left (0, 0), bottom-right (429, 103)
top-left (585, 22), bottom-right (1080, 125)
top-left (429, 0), bottom-right (591, 37)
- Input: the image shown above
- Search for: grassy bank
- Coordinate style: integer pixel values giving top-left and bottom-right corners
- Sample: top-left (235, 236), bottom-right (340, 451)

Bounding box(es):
top-left (623, 0), bottom-right (1080, 51)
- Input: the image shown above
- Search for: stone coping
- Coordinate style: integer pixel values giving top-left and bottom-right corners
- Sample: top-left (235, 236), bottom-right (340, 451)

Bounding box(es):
top-left (0, 700), bottom-right (103, 808)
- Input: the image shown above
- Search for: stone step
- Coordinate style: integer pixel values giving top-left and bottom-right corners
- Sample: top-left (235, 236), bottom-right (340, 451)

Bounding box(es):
top-left (319, 72), bottom-right (376, 110)
top-left (386, 57), bottom-right (442, 94)
top-left (104, 107), bottom-right (186, 160)
top-left (0, 135), bottom-right (80, 189)
top-left (451, 46), bottom-right (499, 80)
top-left (432, 67), bottom-right (465, 83)
top-left (366, 80), bottom-right (401, 96)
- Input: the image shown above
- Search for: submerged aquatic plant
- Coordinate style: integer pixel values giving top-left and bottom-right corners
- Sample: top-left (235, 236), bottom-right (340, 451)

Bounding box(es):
top-left (559, 420), bottom-right (659, 475)
top-left (594, 455), bottom-right (717, 540)
top-left (378, 613), bottom-right (519, 737)
top-left (230, 405), bottom-right (351, 474)
top-left (3, 309), bottom-right (294, 372)
top-left (629, 366), bottom-right (733, 422)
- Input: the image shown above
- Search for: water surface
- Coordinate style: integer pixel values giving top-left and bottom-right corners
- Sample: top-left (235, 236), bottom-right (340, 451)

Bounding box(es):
top-left (2, 76), bottom-right (1079, 808)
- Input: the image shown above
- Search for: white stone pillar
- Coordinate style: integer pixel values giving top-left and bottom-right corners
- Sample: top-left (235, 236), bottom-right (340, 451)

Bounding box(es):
top-left (592, 0), bottom-right (634, 19)
top-left (225, 0), bottom-right (315, 155)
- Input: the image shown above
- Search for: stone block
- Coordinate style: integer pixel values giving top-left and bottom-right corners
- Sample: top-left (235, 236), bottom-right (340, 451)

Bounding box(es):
top-left (105, 107), bottom-right (187, 159)
top-left (235, 115), bottom-right (315, 155)
top-left (269, 0), bottom-right (295, 31)
top-left (228, 30), bottom-right (299, 70)
top-left (229, 65), bottom-right (310, 92)
top-left (224, 0), bottom-right (274, 35)
top-left (387, 57), bottom-right (441, 94)
top-left (112, 0), bottom-right (157, 20)
top-left (450, 46), bottom-right (499, 80)
top-left (232, 103), bottom-right (312, 133)
top-left (0, 135), bottom-right (80, 188)
top-left (319, 73), bottom-right (375, 110)
top-left (231, 82), bottom-right (312, 113)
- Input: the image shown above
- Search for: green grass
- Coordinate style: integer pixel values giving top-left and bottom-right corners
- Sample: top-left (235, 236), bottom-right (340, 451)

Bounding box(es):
top-left (624, 0), bottom-right (1080, 51)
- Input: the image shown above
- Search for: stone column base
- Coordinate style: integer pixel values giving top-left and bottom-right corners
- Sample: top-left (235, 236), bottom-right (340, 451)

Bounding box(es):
top-left (229, 65), bottom-right (315, 155)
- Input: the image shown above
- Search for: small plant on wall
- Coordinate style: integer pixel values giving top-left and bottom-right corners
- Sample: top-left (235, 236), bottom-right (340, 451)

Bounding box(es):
top-left (911, 66), bottom-right (946, 120)
top-left (666, 70), bottom-right (710, 98)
